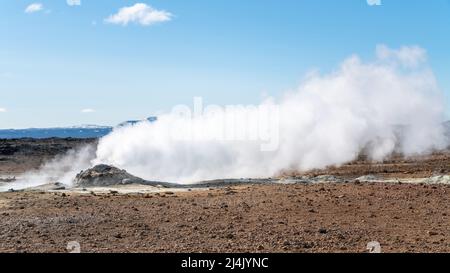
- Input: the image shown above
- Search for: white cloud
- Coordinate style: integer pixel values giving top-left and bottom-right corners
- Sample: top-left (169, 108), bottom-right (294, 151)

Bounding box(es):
top-left (376, 44), bottom-right (427, 67)
top-left (25, 3), bottom-right (44, 13)
top-left (0, 108), bottom-right (7, 113)
top-left (67, 0), bottom-right (81, 6)
top-left (367, 0), bottom-right (382, 6)
top-left (105, 3), bottom-right (173, 26)
top-left (81, 108), bottom-right (95, 113)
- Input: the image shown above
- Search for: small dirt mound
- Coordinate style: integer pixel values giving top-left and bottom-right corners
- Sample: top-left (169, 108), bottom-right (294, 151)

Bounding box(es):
top-left (74, 164), bottom-right (147, 187)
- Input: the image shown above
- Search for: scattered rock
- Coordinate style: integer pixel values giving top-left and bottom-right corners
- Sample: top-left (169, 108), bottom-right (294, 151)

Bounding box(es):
top-left (225, 233), bottom-right (234, 239)
top-left (318, 228), bottom-right (328, 234)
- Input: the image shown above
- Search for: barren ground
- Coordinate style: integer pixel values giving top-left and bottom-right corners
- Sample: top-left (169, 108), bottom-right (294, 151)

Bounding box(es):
top-left (0, 138), bottom-right (449, 253)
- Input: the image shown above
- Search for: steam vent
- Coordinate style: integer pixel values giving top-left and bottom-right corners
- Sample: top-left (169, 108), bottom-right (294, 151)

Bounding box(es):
top-left (74, 164), bottom-right (147, 187)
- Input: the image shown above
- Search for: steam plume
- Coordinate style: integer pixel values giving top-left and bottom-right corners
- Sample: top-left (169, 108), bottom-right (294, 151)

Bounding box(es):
top-left (93, 45), bottom-right (448, 183)
top-left (3, 45), bottom-right (447, 190)
top-left (0, 145), bottom-right (95, 191)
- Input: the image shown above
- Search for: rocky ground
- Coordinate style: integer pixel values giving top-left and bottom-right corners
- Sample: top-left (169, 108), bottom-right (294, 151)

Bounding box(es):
top-left (1, 183), bottom-right (449, 253)
top-left (0, 138), bottom-right (449, 253)
top-left (287, 151), bottom-right (450, 179)
top-left (0, 138), bottom-right (95, 175)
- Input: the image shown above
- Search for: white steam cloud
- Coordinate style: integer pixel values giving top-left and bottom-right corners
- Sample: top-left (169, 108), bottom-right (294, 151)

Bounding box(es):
top-left (0, 145), bottom-right (95, 191)
top-left (93, 45), bottom-right (448, 183)
top-left (3, 45), bottom-right (448, 190)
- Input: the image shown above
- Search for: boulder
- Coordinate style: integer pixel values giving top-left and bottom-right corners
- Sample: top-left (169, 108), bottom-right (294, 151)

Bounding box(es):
top-left (74, 164), bottom-right (147, 187)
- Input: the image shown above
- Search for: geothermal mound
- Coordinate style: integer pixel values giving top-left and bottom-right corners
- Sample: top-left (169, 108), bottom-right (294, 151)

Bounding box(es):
top-left (74, 164), bottom-right (148, 187)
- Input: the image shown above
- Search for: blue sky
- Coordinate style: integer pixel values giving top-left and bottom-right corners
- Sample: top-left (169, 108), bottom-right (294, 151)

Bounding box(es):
top-left (0, 0), bottom-right (449, 128)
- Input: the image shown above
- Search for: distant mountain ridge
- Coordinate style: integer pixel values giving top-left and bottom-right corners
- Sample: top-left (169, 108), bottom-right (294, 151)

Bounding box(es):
top-left (0, 117), bottom-right (158, 139)
top-left (117, 117), bottom-right (158, 127)
top-left (0, 126), bottom-right (113, 139)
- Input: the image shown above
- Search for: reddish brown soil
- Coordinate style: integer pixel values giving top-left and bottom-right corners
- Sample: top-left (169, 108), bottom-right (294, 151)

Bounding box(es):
top-left (285, 151), bottom-right (450, 179)
top-left (0, 183), bottom-right (450, 253)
